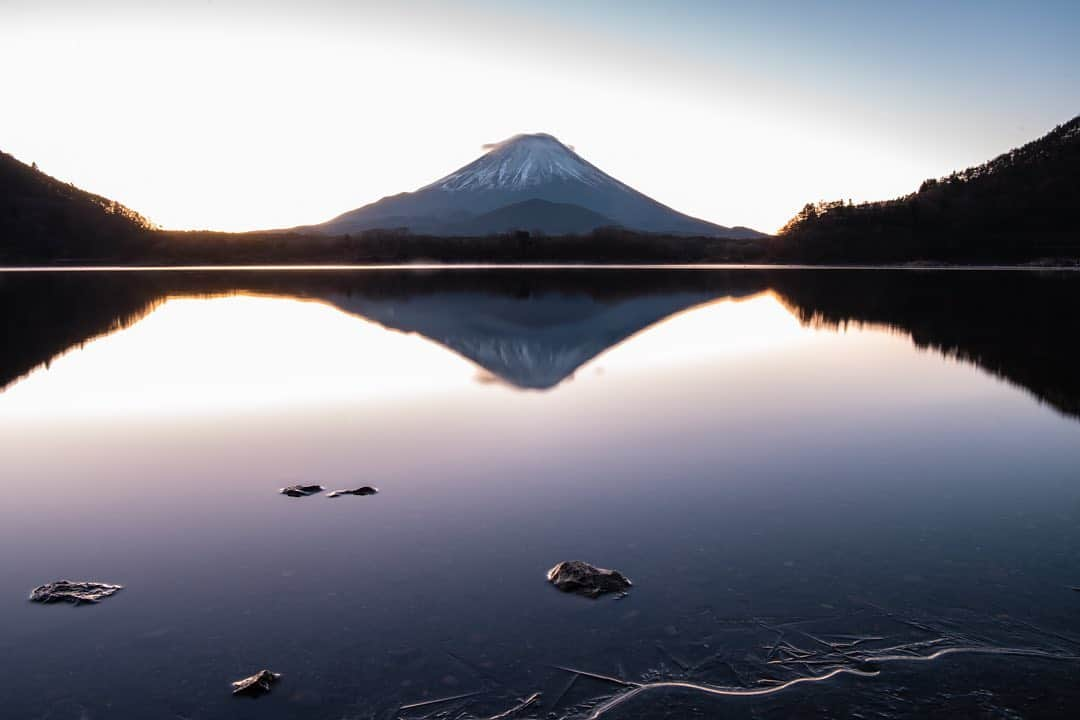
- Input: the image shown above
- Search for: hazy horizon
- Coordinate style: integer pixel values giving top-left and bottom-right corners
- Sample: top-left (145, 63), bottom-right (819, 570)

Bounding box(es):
top-left (2, 0), bottom-right (1077, 234)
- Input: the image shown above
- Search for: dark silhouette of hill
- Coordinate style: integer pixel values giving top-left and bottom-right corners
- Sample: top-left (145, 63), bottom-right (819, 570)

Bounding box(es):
top-left (0, 151), bottom-right (153, 263)
top-left (775, 116), bottom-right (1080, 263)
top-left (2, 269), bottom-right (1078, 420)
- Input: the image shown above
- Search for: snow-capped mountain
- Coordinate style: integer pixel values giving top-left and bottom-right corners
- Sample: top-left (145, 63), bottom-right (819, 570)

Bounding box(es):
top-left (312, 133), bottom-right (764, 238)
top-left (425, 133), bottom-right (630, 192)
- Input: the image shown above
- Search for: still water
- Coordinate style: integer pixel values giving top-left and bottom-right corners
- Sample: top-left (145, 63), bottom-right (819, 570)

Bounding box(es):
top-left (1, 268), bottom-right (1079, 718)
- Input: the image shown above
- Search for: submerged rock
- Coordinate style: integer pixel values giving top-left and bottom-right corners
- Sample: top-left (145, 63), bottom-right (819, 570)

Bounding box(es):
top-left (280, 484), bottom-right (324, 497)
top-left (29, 580), bottom-right (123, 605)
top-left (327, 486), bottom-right (378, 498)
top-left (546, 560), bottom-right (632, 598)
top-left (231, 669), bottom-right (281, 697)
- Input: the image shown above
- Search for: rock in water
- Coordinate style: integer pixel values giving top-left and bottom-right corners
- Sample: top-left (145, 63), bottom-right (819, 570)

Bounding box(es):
top-left (327, 486), bottom-right (378, 498)
top-left (231, 669), bottom-right (281, 697)
top-left (546, 561), bottom-right (632, 598)
top-left (280, 484), bottom-right (324, 497)
top-left (29, 580), bottom-right (123, 605)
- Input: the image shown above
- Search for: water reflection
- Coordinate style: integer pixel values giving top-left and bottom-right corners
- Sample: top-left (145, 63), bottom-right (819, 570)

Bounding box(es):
top-left (327, 288), bottom-right (732, 389)
top-left (2, 269), bottom-right (1078, 417)
top-left (2, 268), bottom-right (1080, 719)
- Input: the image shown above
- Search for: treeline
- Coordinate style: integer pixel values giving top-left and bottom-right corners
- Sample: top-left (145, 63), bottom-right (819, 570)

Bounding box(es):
top-left (1, 220), bottom-right (778, 268)
top-left (137, 226), bottom-right (775, 265)
top-left (774, 116), bottom-right (1080, 263)
top-left (0, 151), bottom-right (154, 263)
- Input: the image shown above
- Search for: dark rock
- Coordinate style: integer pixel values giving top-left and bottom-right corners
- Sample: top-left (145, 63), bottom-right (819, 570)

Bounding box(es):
top-left (280, 484), bottom-right (324, 497)
top-left (327, 486), bottom-right (378, 498)
top-left (231, 669), bottom-right (281, 697)
top-left (546, 560), bottom-right (632, 598)
top-left (29, 580), bottom-right (123, 605)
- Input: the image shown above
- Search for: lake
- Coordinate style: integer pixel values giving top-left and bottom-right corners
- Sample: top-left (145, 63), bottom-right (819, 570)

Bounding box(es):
top-left (2, 267), bottom-right (1079, 719)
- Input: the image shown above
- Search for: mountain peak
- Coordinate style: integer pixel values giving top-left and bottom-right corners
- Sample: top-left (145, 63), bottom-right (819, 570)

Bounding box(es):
top-left (316, 132), bottom-right (764, 238)
top-left (485, 132), bottom-right (565, 149)
top-left (424, 132), bottom-right (622, 193)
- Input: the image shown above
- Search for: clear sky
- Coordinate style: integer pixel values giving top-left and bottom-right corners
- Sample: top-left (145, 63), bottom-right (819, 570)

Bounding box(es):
top-left (1, 0), bottom-right (1077, 233)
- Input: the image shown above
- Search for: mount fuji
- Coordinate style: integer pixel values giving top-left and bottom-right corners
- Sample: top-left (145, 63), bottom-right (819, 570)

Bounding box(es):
top-left (311, 133), bottom-right (764, 238)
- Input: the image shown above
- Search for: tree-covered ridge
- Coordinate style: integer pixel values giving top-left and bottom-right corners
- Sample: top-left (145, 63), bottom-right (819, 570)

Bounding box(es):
top-left (0, 152), bottom-right (152, 226)
top-left (777, 115), bottom-right (1080, 263)
top-left (0, 151), bottom-right (153, 262)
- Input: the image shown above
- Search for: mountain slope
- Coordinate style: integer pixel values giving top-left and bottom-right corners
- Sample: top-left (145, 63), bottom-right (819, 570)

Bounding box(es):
top-left (0, 151), bottom-right (152, 262)
top-left (445, 199), bottom-right (616, 236)
top-left (776, 115), bottom-right (1080, 262)
top-left (315, 133), bottom-right (764, 238)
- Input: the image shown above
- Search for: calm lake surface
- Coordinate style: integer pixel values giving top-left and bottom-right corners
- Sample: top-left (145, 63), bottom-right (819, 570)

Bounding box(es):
top-left (2, 268), bottom-right (1080, 719)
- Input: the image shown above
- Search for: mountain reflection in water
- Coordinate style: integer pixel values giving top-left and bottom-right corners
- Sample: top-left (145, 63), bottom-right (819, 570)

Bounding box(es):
top-left (1, 268), bottom-right (1078, 418)
top-left (3, 267), bottom-right (1080, 720)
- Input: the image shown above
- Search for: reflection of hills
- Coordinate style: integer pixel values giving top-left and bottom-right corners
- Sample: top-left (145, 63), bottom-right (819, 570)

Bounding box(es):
top-left (0, 272), bottom-right (165, 390)
top-left (1, 269), bottom-right (1078, 417)
top-left (767, 270), bottom-right (1080, 419)
top-left (0, 270), bottom-right (765, 392)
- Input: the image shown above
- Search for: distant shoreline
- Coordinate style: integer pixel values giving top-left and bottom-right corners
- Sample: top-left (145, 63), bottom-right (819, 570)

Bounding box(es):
top-left (2, 262), bottom-right (1078, 273)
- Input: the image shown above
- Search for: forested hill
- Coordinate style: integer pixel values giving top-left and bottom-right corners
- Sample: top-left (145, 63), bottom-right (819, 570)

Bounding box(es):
top-left (774, 116), bottom-right (1080, 263)
top-left (0, 151), bottom-right (153, 263)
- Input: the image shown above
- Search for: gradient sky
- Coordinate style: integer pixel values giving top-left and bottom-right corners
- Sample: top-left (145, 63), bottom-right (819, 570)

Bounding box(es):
top-left (1, 0), bottom-right (1077, 233)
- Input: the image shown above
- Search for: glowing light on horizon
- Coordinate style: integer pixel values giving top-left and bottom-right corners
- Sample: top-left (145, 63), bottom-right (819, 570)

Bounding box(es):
top-left (4, 3), bottom-right (1065, 234)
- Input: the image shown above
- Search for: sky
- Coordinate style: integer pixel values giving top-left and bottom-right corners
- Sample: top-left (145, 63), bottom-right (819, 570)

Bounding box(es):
top-left (1, 0), bottom-right (1077, 234)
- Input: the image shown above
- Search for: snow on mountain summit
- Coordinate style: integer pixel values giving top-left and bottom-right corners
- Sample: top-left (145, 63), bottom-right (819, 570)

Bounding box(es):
top-left (424, 133), bottom-right (628, 192)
